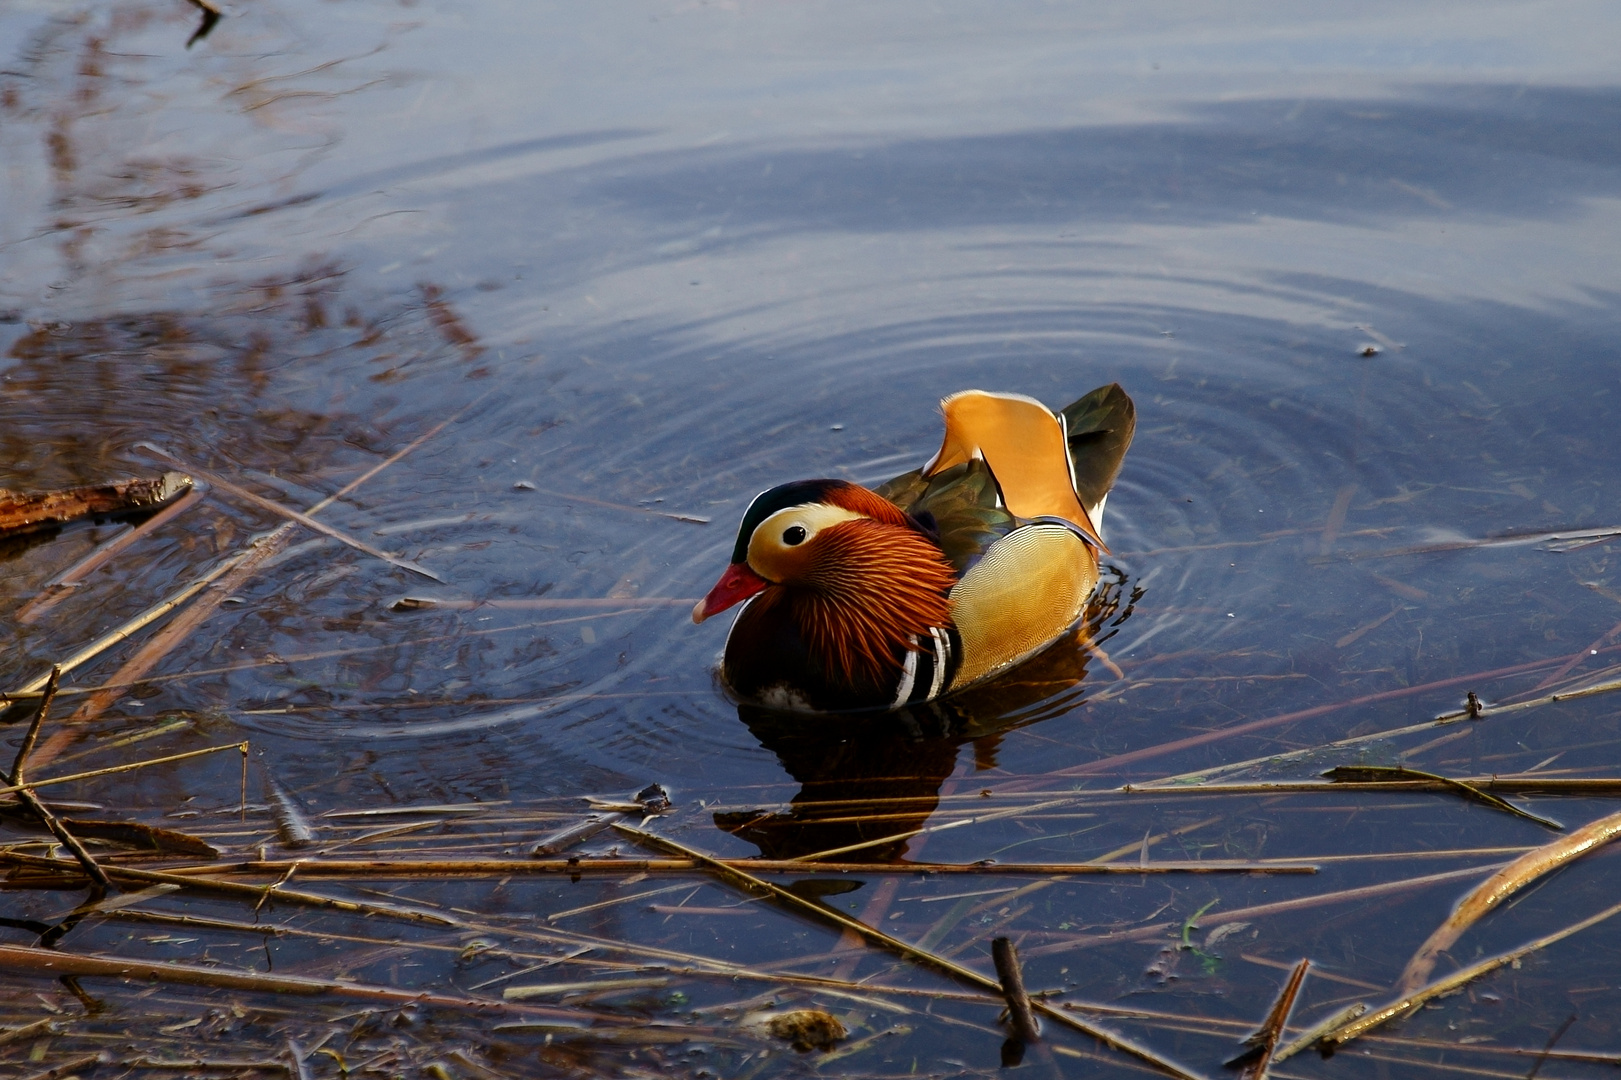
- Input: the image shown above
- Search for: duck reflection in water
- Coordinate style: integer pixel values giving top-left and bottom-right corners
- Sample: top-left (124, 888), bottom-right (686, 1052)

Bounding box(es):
top-left (715, 582), bottom-right (1128, 862)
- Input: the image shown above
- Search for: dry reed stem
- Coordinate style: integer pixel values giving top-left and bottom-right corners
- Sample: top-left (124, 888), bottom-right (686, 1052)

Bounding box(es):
top-left (1229, 958), bottom-right (1308, 1079)
top-left (1323, 896), bottom-right (1621, 1050)
top-left (19, 1052), bottom-right (106, 1080)
top-left (611, 823), bottom-right (1205, 1080)
top-left (0, 851), bottom-right (459, 926)
top-left (8, 669), bottom-right (111, 891)
top-left (122, 856), bottom-right (1316, 878)
top-left (1018, 645), bottom-right (1621, 789)
top-left (1121, 777), bottom-right (1621, 796)
top-left (1398, 805), bottom-right (1621, 992)
top-left (0, 742), bottom-right (247, 799)
top-left (1022, 863), bottom-right (1504, 957)
top-left (0, 942), bottom-right (579, 1017)
top-left (139, 446), bottom-right (442, 581)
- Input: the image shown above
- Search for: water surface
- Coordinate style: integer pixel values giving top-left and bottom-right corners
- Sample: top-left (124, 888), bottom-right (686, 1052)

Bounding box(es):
top-left (4, 2), bottom-right (1621, 1076)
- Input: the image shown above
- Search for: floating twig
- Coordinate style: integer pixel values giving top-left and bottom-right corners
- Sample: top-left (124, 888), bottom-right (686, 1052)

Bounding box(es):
top-left (130, 855), bottom-right (1317, 879)
top-left (1226, 959), bottom-right (1308, 1079)
top-left (9, 669), bottom-right (111, 891)
top-left (991, 937), bottom-right (1040, 1044)
top-left (1323, 897), bottom-right (1621, 1050)
top-left (1398, 806), bottom-right (1621, 992)
top-left (0, 851), bottom-right (459, 927)
top-left (0, 941), bottom-right (576, 1015)
top-left (1271, 1003), bottom-right (1366, 1063)
top-left (1323, 765), bottom-right (1562, 829)
top-left (390, 596), bottom-right (693, 612)
top-left (0, 473), bottom-right (191, 536)
top-left (1024, 863), bottom-right (1502, 957)
top-left (1026, 645), bottom-right (1621, 788)
top-left (0, 742), bottom-right (247, 800)
top-left (139, 445), bottom-right (443, 581)
top-left (532, 814), bottom-right (623, 856)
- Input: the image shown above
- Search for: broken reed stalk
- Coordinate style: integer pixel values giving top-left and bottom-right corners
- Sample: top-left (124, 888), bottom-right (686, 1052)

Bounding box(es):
top-left (611, 823), bottom-right (1202, 1080)
top-left (0, 851), bottom-right (458, 927)
top-left (1119, 777), bottom-right (1621, 797)
top-left (0, 742), bottom-right (247, 799)
top-left (1228, 958), bottom-right (1309, 1080)
top-left (118, 856), bottom-right (1317, 878)
top-left (1322, 896), bottom-right (1621, 1051)
top-left (138, 445), bottom-right (442, 581)
top-left (8, 669), bottom-right (111, 891)
top-left (787, 796), bottom-right (1081, 862)
top-left (1320, 765), bottom-right (1561, 829)
top-left (991, 937), bottom-right (1040, 1044)
top-left (1022, 862), bottom-right (1505, 958)
top-left (1136, 664), bottom-right (1621, 791)
top-left (1398, 805), bottom-right (1621, 992)
top-left (19, 1052), bottom-right (105, 1080)
top-left (1525, 614), bottom-right (1621, 693)
top-left (1013, 644), bottom-right (1621, 790)
top-left (0, 942), bottom-right (583, 1017)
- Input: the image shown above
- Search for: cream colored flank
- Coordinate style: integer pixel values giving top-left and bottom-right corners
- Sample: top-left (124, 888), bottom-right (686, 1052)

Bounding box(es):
top-left (947, 524), bottom-right (1096, 687)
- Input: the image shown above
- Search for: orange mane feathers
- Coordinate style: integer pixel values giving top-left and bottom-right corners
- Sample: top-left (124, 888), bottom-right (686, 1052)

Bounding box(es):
top-left (786, 518), bottom-right (956, 691)
top-left (820, 482), bottom-right (917, 529)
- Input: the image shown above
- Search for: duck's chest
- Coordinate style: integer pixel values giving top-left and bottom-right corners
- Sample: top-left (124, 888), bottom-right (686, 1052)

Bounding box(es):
top-left (721, 596), bottom-right (960, 713)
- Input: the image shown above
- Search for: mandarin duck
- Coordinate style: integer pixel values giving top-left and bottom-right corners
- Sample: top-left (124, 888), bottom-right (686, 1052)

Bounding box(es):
top-left (693, 383), bottom-right (1135, 712)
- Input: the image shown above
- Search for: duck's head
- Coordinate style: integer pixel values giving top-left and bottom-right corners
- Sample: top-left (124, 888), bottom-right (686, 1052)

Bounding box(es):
top-left (692, 479), bottom-right (950, 625)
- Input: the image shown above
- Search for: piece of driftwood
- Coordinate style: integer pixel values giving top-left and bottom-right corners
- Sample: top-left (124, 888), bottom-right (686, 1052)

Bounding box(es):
top-left (0, 473), bottom-right (192, 536)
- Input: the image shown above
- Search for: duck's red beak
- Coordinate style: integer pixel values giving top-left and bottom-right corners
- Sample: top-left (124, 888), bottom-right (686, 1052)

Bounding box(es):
top-left (692, 562), bottom-right (768, 624)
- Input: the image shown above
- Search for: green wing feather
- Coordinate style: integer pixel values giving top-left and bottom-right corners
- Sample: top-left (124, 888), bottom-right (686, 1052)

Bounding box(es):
top-left (1059, 383), bottom-right (1136, 522)
top-left (876, 459), bottom-right (1015, 574)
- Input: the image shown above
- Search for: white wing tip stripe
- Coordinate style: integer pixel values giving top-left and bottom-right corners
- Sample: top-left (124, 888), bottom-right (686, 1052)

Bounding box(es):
top-left (891, 635), bottom-right (920, 709)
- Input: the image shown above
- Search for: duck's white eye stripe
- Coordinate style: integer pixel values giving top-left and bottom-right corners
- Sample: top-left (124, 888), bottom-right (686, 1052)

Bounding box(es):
top-left (891, 635), bottom-right (920, 709)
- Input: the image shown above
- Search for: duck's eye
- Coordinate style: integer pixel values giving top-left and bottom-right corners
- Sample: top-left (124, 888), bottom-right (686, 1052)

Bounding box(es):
top-left (781, 525), bottom-right (808, 546)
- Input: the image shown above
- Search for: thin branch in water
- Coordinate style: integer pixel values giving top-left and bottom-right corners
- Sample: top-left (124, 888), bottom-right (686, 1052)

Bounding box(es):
top-left (1321, 897), bottom-right (1621, 1051)
top-left (1322, 765), bottom-right (1562, 829)
top-left (0, 742), bottom-right (248, 800)
top-left (9, 669), bottom-right (111, 892)
top-left (1226, 958), bottom-right (1308, 1079)
top-left (1398, 805), bottom-right (1621, 992)
top-left (991, 936), bottom-right (1040, 1044)
top-left (1023, 863), bottom-right (1503, 958)
top-left (138, 445), bottom-right (443, 581)
top-left (1024, 645), bottom-right (1621, 788)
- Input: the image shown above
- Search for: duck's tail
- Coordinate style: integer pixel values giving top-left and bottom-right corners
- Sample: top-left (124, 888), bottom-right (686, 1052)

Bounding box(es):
top-left (1059, 383), bottom-right (1135, 529)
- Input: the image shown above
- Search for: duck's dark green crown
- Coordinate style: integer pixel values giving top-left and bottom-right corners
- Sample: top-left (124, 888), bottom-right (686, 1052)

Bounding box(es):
top-left (730, 479), bottom-right (849, 563)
